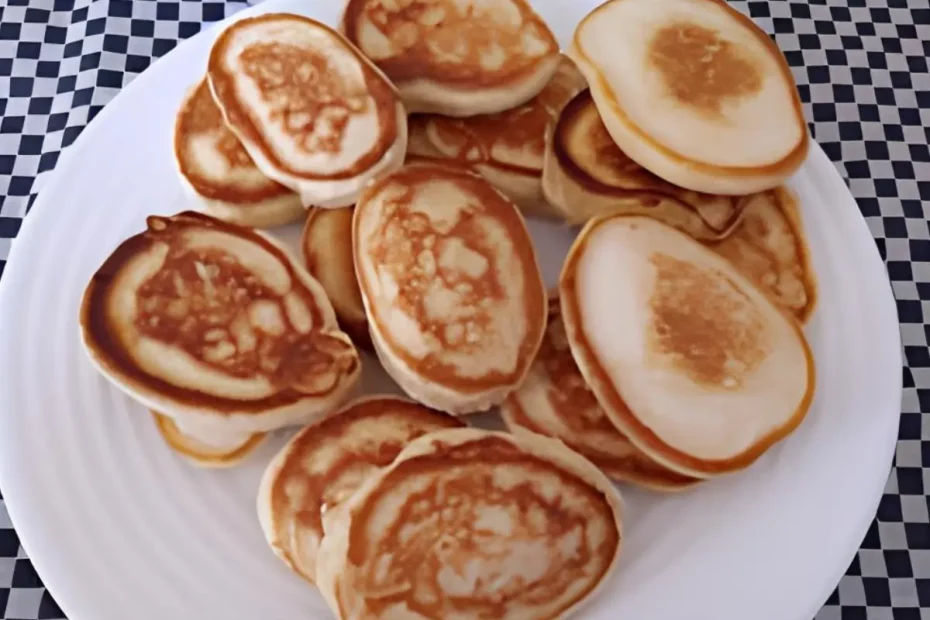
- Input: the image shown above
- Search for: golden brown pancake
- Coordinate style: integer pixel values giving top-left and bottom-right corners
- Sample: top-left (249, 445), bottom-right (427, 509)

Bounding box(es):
top-left (301, 206), bottom-right (371, 349)
top-left (207, 13), bottom-right (407, 208)
top-left (406, 56), bottom-right (587, 218)
top-left (711, 187), bottom-right (817, 323)
top-left (257, 395), bottom-right (465, 584)
top-left (353, 161), bottom-right (547, 414)
top-left (405, 114), bottom-right (444, 161)
top-left (316, 427), bottom-right (624, 620)
top-left (502, 295), bottom-right (699, 491)
top-left (80, 211), bottom-right (361, 445)
top-left (173, 79), bottom-right (304, 228)
top-left (543, 89), bottom-right (742, 235)
top-left (343, 0), bottom-right (561, 116)
top-left (151, 411), bottom-right (266, 468)
top-left (569, 0), bottom-right (809, 195)
top-left (560, 214), bottom-right (815, 478)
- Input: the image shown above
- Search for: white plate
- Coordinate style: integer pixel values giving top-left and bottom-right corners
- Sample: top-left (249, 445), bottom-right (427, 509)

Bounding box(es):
top-left (0, 1), bottom-right (902, 619)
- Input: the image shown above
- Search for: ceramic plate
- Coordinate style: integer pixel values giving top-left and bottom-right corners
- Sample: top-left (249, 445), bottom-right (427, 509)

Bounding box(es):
top-left (0, 1), bottom-right (901, 619)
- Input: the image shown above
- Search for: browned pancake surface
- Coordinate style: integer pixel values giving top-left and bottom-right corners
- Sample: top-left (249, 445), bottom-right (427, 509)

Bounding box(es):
top-left (208, 14), bottom-right (400, 181)
top-left (355, 162), bottom-right (546, 394)
top-left (343, 0), bottom-right (559, 87)
top-left (174, 80), bottom-right (292, 204)
top-left (335, 434), bottom-right (620, 618)
top-left (81, 211), bottom-right (359, 413)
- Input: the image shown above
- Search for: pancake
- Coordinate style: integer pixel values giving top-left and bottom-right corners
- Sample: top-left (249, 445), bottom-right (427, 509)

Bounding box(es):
top-left (569, 0), bottom-right (809, 195)
top-left (543, 89), bottom-right (742, 236)
top-left (257, 395), bottom-right (465, 583)
top-left (342, 0), bottom-right (561, 117)
top-left (559, 215), bottom-right (815, 478)
top-left (711, 187), bottom-right (817, 323)
top-left (405, 114), bottom-right (444, 161)
top-left (207, 13), bottom-right (407, 208)
top-left (80, 211), bottom-right (362, 446)
top-left (502, 295), bottom-right (699, 491)
top-left (151, 410), bottom-right (266, 468)
top-left (173, 79), bottom-right (304, 228)
top-left (316, 427), bottom-right (623, 620)
top-left (407, 56), bottom-right (588, 218)
top-left (353, 161), bottom-right (547, 414)
top-left (301, 206), bottom-right (371, 349)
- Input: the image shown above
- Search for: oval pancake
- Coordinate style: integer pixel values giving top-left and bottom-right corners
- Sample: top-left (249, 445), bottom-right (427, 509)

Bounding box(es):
top-left (353, 161), bottom-right (547, 414)
top-left (569, 0), bottom-right (808, 195)
top-left (712, 187), bottom-right (817, 323)
top-left (151, 411), bottom-right (266, 468)
top-left (502, 295), bottom-right (698, 491)
top-left (343, 0), bottom-right (561, 116)
top-left (208, 13), bottom-right (407, 208)
top-left (257, 395), bottom-right (465, 584)
top-left (543, 89), bottom-right (741, 235)
top-left (173, 79), bottom-right (304, 229)
top-left (80, 211), bottom-right (362, 442)
top-left (316, 427), bottom-right (623, 620)
top-left (301, 206), bottom-right (371, 349)
top-left (559, 215), bottom-right (815, 478)
top-left (408, 57), bottom-right (587, 218)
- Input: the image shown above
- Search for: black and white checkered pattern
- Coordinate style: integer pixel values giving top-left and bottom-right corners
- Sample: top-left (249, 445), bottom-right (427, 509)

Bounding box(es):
top-left (0, 0), bottom-right (928, 618)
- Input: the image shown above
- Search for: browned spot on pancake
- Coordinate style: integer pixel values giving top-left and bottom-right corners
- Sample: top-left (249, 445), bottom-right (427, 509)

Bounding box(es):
top-left (368, 177), bottom-right (506, 354)
top-left (344, 0), bottom-right (558, 86)
top-left (647, 23), bottom-right (762, 115)
top-left (650, 253), bottom-right (766, 389)
top-left (135, 231), bottom-right (356, 394)
top-left (239, 42), bottom-right (371, 155)
top-left (343, 436), bottom-right (618, 618)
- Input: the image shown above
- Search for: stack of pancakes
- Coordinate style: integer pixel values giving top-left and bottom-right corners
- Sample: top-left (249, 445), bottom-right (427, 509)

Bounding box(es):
top-left (79, 0), bottom-right (822, 616)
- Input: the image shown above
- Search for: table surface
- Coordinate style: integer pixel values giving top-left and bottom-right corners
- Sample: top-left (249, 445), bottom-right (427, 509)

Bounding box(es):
top-left (0, 0), bottom-right (928, 618)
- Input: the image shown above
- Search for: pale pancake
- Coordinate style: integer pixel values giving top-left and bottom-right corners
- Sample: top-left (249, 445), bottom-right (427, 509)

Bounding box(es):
top-left (208, 13), bottom-right (407, 208)
top-left (569, 0), bottom-right (808, 195)
top-left (256, 395), bottom-right (465, 583)
top-left (151, 411), bottom-right (266, 468)
top-left (173, 79), bottom-right (304, 228)
top-left (80, 211), bottom-right (362, 441)
top-left (543, 89), bottom-right (741, 235)
top-left (316, 428), bottom-right (623, 620)
top-left (343, 0), bottom-right (561, 116)
top-left (712, 187), bottom-right (817, 323)
top-left (560, 215), bottom-right (815, 477)
top-left (353, 161), bottom-right (547, 414)
top-left (407, 56), bottom-right (587, 218)
top-left (301, 206), bottom-right (371, 349)
top-left (502, 296), bottom-right (699, 491)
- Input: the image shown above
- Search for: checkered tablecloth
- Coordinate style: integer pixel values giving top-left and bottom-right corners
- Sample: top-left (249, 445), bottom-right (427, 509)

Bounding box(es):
top-left (0, 0), bottom-right (927, 618)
